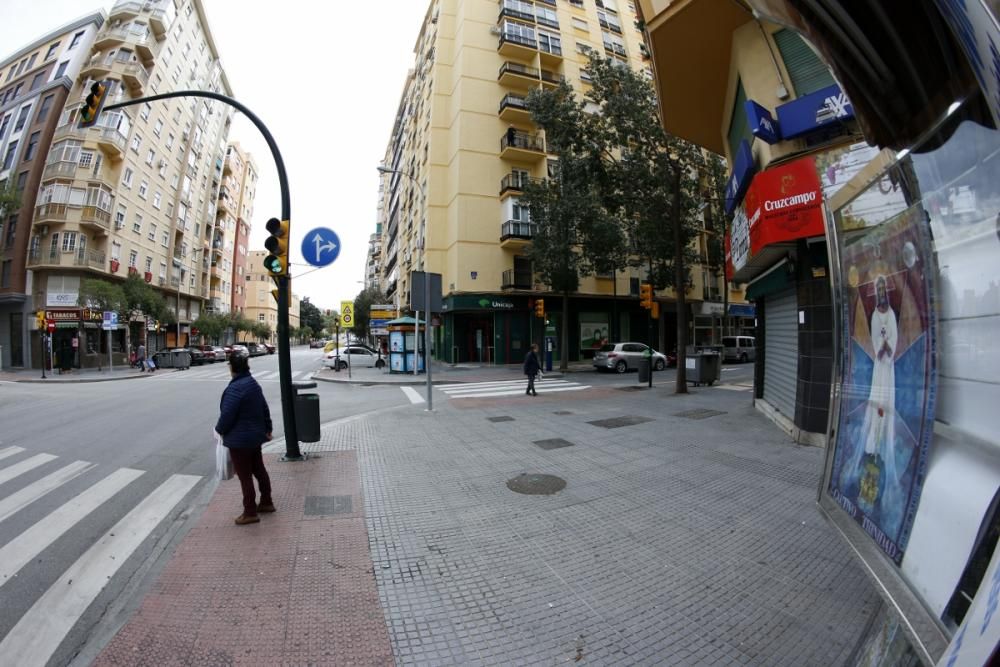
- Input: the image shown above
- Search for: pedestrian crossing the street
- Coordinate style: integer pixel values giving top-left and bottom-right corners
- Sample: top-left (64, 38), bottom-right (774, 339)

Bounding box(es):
top-left (434, 377), bottom-right (591, 400)
top-left (0, 447), bottom-right (202, 666)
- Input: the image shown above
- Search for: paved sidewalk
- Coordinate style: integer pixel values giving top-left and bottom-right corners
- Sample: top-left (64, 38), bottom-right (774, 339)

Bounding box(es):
top-left (97, 382), bottom-right (879, 665)
top-left (0, 366), bottom-right (153, 383)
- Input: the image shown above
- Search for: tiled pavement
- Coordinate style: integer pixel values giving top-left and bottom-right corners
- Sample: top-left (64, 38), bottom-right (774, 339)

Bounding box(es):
top-left (97, 381), bottom-right (880, 665)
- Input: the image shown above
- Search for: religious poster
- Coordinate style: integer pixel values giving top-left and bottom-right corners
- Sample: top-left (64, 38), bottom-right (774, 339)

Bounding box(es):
top-left (828, 207), bottom-right (937, 565)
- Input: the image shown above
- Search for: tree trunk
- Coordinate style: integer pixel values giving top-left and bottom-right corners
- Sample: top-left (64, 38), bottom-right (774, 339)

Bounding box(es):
top-left (560, 290), bottom-right (569, 371)
top-left (673, 166), bottom-right (688, 394)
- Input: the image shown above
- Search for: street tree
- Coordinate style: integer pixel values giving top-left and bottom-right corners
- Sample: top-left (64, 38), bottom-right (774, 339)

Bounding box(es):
top-left (299, 297), bottom-right (325, 335)
top-left (192, 312), bottom-right (227, 344)
top-left (0, 179), bottom-right (21, 218)
top-left (351, 286), bottom-right (387, 340)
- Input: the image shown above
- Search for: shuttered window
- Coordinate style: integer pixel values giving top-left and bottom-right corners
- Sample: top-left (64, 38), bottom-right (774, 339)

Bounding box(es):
top-left (727, 79), bottom-right (751, 161)
top-left (773, 29), bottom-right (836, 96)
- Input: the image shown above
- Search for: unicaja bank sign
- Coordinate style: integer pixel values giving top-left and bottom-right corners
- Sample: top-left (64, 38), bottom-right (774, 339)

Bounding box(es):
top-left (726, 155), bottom-right (825, 280)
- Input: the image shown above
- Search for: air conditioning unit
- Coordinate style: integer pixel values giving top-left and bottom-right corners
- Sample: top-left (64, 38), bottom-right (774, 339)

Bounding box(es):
top-left (490, 26), bottom-right (501, 35)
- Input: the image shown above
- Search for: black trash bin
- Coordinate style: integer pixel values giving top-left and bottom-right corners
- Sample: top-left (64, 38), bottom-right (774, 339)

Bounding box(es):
top-left (292, 381), bottom-right (320, 443)
top-left (153, 351), bottom-right (173, 368)
top-left (638, 357), bottom-right (651, 383)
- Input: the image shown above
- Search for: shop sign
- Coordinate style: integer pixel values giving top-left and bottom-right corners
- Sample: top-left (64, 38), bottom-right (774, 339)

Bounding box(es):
top-left (444, 295), bottom-right (523, 311)
top-left (775, 83), bottom-right (855, 140)
top-left (47, 292), bottom-right (78, 307)
top-left (745, 99), bottom-right (780, 144)
top-left (45, 308), bottom-right (81, 322)
top-left (700, 302), bottom-right (725, 316)
top-left (728, 205), bottom-right (751, 278)
top-left (724, 140), bottom-right (756, 215)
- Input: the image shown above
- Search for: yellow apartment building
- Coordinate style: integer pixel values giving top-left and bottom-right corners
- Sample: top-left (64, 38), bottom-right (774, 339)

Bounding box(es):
top-left (378, 0), bottom-right (750, 365)
top-left (209, 140), bottom-right (257, 318)
top-left (242, 249), bottom-right (299, 343)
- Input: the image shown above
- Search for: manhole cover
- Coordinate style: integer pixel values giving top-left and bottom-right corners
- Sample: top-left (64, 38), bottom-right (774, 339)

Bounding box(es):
top-left (304, 495), bottom-right (353, 516)
top-left (587, 415), bottom-right (654, 429)
top-left (506, 474), bottom-right (566, 495)
top-left (618, 386), bottom-right (648, 392)
top-left (553, 411), bottom-right (574, 415)
top-left (674, 409), bottom-right (726, 420)
top-left (487, 416), bottom-right (515, 423)
top-left (533, 438), bottom-right (575, 450)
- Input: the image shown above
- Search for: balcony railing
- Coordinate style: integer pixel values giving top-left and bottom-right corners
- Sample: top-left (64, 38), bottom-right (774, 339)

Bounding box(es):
top-left (74, 249), bottom-right (106, 269)
top-left (498, 61), bottom-right (539, 81)
top-left (499, 94), bottom-right (529, 114)
top-left (42, 160), bottom-right (78, 180)
top-left (35, 202), bottom-right (69, 222)
top-left (540, 69), bottom-right (564, 85)
top-left (500, 31), bottom-right (537, 50)
top-left (539, 41), bottom-right (562, 57)
top-left (501, 268), bottom-right (533, 290)
top-left (98, 126), bottom-right (128, 154)
top-left (501, 130), bottom-right (544, 153)
top-left (110, 0), bottom-right (143, 17)
top-left (499, 2), bottom-right (534, 23)
top-left (500, 172), bottom-right (541, 194)
top-left (81, 206), bottom-right (112, 231)
top-left (501, 219), bottom-right (536, 240)
top-left (52, 124), bottom-right (85, 143)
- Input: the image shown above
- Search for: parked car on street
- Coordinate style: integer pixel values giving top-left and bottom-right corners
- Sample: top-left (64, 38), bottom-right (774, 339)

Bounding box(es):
top-left (263, 342), bottom-right (275, 354)
top-left (211, 346), bottom-right (227, 361)
top-left (245, 342), bottom-right (266, 357)
top-left (722, 336), bottom-right (756, 363)
top-left (194, 345), bottom-right (220, 363)
top-left (185, 347), bottom-right (207, 365)
top-left (592, 342), bottom-right (668, 373)
top-left (230, 344), bottom-right (249, 358)
top-left (323, 346), bottom-right (385, 370)
top-left (309, 339), bottom-right (325, 349)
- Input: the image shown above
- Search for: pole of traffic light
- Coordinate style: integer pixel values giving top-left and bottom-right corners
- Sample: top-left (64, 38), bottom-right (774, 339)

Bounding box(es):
top-left (104, 90), bottom-right (302, 460)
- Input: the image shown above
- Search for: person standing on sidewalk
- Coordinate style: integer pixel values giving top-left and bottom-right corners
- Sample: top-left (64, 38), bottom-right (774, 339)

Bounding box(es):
top-left (136, 342), bottom-right (146, 372)
top-left (215, 354), bottom-right (275, 525)
top-left (523, 343), bottom-right (540, 397)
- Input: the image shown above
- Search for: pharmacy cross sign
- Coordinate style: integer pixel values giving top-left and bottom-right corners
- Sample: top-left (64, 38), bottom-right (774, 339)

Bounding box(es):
top-left (301, 227), bottom-right (341, 268)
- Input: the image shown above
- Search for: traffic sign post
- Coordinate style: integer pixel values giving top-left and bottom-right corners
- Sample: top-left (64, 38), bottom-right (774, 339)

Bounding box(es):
top-left (302, 227), bottom-right (341, 268)
top-left (102, 312), bottom-right (118, 373)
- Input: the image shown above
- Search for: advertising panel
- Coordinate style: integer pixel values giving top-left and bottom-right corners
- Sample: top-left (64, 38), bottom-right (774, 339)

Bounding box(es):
top-left (828, 207), bottom-right (937, 564)
top-left (579, 315), bottom-right (609, 351)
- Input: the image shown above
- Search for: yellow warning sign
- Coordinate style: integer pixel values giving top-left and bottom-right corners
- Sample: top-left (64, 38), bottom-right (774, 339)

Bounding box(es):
top-left (340, 301), bottom-right (354, 326)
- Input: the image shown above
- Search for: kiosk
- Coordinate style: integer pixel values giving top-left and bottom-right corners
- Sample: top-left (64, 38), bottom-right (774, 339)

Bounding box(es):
top-left (386, 317), bottom-right (426, 374)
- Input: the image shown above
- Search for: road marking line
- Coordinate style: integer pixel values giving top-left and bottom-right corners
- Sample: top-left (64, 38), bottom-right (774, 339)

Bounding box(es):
top-left (0, 474), bottom-right (200, 667)
top-left (255, 371), bottom-right (277, 380)
top-left (0, 446), bottom-right (25, 462)
top-left (437, 378), bottom-right (567, 390)
top-left (440, 381), bottom-right (576, 395)
top-left (0, 467), bottom-right (144, 584)
top-left (0, 461), bottom-right (95, 524)
top-left (446, 385), bottom-right (592, 399)
top-left (0, 454), bottom-right (58, 488)
top-left (401, 387), bottom-right (425, 404)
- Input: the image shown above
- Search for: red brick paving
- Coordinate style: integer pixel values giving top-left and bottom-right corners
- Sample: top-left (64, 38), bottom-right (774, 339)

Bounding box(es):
top-left (94, 452), bottom-right (393, 666)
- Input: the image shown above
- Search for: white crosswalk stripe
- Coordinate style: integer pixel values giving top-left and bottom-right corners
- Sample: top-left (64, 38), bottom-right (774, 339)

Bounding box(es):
top-left (148, 366), bottom-right (316, 382)
top-left (436, 378), bottom-right (591, 399)
top-left (0, 448), bottom-right (204, 665)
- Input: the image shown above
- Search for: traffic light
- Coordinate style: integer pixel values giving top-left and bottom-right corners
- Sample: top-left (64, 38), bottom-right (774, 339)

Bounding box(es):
top-left (78, 80), bottom-right (110, 128)
top-left (651, 302), bottom-right (660, 320)
top-left (640, 283), bottom-right (653, 309)
top-left (35, 310), bottom-right (46, 330)
top-left (263, 217), bottom-right (289, 277)
top-left (534, 298), bottom-right (545, 318)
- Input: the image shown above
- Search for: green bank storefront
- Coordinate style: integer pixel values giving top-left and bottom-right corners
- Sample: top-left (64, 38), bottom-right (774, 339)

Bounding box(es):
top-left (440, 295), bottom-right (535, 365)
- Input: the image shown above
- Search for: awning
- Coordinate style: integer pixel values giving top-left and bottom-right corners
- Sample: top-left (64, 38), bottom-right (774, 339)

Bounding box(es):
top-left (745, 259), bottom-right (795, 301)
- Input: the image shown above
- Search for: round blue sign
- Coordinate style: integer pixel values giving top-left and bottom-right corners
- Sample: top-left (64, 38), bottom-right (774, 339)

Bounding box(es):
top-left (301, 227), bottom-right (341, 268)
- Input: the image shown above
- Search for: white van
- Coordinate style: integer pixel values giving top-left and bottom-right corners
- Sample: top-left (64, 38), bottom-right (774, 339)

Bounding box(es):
top-left (723, 336), bottom-right (756, 363)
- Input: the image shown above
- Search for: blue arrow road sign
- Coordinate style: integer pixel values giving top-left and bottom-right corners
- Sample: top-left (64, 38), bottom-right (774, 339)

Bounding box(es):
top-left (302, 227), bottom-right (341, 268)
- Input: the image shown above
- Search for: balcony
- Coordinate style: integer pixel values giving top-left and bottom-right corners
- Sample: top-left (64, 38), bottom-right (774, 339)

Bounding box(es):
top-left (500, 172), bottom-right (541, 196)
top-left (52, 124), bottom-right (86, 143)
top-left (502, 268), bottom-right (534, 290)
top-left (500, 130), bottom-right (545, 161)
top-left (499, 94), bottom-right (532, 123)
top-left (147, 2), bottom-right (175, 39)
top-left (35, 202), bottom-right (69, 223)
top-left (538, 39), bottom-right (563, 66)
top-left (96, 126), bottom-right (128, 161)
top-left (217, 193), bottom-right (232, 215)
top-left (498, 61), bottom-right (540, 90)
top-left (109, 0), bottom-right (142, 20)
top-left (79, 56), bottom-right (112, 81)
top-left (42, 160), bottom-right (79, 181)
top-left (500, 219), bottom-right (536, 247)
top-left (27, 248), bottom-right (105, 271)
top-left (498, 29), bottom-right (538, 59)
top-left (498, 1), bottom-right (535, 23)
top-left (74, 249), bottom-right (106, 270)
top-left (80, 206), bottom-right (112, 234)
top-left (122, 62), bottom-right (149, 94)
top-left (540, 69), bottom-right (564, 88)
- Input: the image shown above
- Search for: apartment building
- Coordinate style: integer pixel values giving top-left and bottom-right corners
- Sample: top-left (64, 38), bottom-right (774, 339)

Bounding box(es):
top-left (377, 0), bottom-right (745, 365)
top-left (209, 141), bottom-right (257, 316)
top-left (0, 13), bottom-right (106, 370)
top-left (21, 0), bottom-right (235, 367)
top-left (242, 249), bottom-right (299, 343)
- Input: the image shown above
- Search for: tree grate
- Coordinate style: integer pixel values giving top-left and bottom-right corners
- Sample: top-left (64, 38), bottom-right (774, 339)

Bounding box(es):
top-left (586, 415), bottom-right (655, 429)
top-left (487, 416), bottom-right (515, 423)
top-left (532, 438), bottom-right (575, 450)
top-left (304, 495), bottom-right (353, 516)
top-left (673, 408), bottom-right (726, 420)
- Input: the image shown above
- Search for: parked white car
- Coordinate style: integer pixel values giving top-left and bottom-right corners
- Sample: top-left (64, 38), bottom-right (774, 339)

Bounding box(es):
top-left (592, 342), bottom-right (668, 373)
top-left (323, 346), bottom-right (385, 369)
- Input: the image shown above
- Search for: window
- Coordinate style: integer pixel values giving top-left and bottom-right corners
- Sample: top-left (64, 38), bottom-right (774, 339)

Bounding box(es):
top-left (61, 231), bottom-right (77, 252)
top-left (148, 223), bottom-right (157, 241)
top-left (15, 58), bottom-right (27, 77)
top-left (161, 231), bottom-right (168, 246)
top-left (69, 31), bottom-right (85, 49)
top-left (122, 167), bottom-right (133, 188)
top-left (128, 249), bottom-right (138, 267)
top-left (145, 148), bottom-right (155, 165)
top-left (30, 71), bottom-right (45, 91)
top-left (115, 205), bottom-right (126, 229)
top-left (158, 161), bottom-right (167, 178)
top-left (130, 133), bottom-right (142, 152)
top-left (132, 214), bottom-right (142, 234)
top-left (159, 261), bottom-right (166, 278)
top-left (54, 61), bottom-right (68, 79)
top-left (145, 256), bottom-right (152, 272)
top-left (536, 6), bottom-right (558, 27)
top-left (140, 102), bottom-right (151, 120)
top-left (5, 67), bottom-right (13, 82)
top-left (37, 95), bottom-right (53, 122)
top-left (15, 170), bottom-right (27, 193)
top-left (773, 29), bottom-right (836, 96)
top-left (258, 313), bottom-right (265, 322)
top-left (152, 191), bottom-right (162, 209)
top-left (3, 141), bottom-right (18, 170)
top-left (727, 79), bottom-right (751, 162)
top-left (14, 105), bottom-right (31, 132)
top-left (0, 260), bottom-right (10, 288)
top-left (111, 241), bottom-right (121, 260)
top-left (79, 150), bottom-right (94, 168)
top-left (24, 132), bottom-right (40, 161)
top-left (138, 180), bottom-right (148, 198)
top-left (153, 119), bottom-right (162, 136)
top-left (44, 42), bottom-right (60, 61)
top-left (0, 114), bottom-right (9, 140)
top-left (166, 132), bottom-right (174, 148)
top-left (572, 17), bottom-right (588, 30)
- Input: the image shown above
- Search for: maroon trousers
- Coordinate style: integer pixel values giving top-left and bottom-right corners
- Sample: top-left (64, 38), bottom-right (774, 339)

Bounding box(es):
top-left (228, 445), bottom-right (272, 516)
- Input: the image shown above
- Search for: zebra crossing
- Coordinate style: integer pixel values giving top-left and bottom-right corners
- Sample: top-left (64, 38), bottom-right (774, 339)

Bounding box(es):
top-left (0, 444), bottom-right (202, 666)
top-left (435, 377), bottom-right (592, 400)
top-left (149, 365), bottom-right (317, 382)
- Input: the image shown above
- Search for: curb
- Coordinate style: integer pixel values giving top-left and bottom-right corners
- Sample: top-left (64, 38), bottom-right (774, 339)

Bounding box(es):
top-left (13, 372), bottom-right (153, 384)
top-left (311, 371), bottom-right (567, 386)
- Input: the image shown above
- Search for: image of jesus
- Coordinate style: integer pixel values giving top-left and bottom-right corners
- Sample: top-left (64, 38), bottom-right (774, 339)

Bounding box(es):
top-left (859, 276), bottom-right (899, 505)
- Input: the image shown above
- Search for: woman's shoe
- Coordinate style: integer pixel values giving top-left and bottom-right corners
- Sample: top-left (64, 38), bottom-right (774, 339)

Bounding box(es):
top-left (234, 514), bottom-right (260, 525)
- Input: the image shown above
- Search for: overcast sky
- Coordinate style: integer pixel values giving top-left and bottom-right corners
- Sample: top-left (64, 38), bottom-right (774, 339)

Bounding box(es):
top-left (0, 0), bottom-right (431, 312)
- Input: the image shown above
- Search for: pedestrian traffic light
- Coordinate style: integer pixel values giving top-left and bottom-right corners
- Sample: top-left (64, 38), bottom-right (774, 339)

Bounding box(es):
top-left (263, 217), bottom-right (289, 277)
top-left (534, 298), bottom-right (545, 318)
top-left (78, 80), bottom-right (110, 128)
top-left (651, 301), bottom-right (660, 320)
top-left (640, 283), bottom-right (653, 309)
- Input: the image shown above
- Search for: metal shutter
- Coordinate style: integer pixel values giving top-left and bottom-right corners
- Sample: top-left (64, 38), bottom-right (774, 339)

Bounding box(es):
top-left (763, 288), bottom-right (798, 418)
top-left (773, 29), bottom-right (836, 96)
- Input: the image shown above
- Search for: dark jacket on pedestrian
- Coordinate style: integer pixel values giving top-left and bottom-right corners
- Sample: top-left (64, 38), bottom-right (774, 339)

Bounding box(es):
top-left (523, 350), bottom-right (540, 377)
top-left (215, 371), bottom-right (272, 449)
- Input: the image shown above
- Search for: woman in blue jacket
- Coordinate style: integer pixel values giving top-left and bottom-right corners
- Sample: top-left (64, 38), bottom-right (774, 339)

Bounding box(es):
top-left (215, 354), bottom-right (274, 525)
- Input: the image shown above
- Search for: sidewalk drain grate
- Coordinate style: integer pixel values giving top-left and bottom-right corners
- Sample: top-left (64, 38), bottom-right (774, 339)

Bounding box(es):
top-left (488, 416), bottom-right (515, 423)
top-left (304, 495), bottom-right (353, 516)
top-left (506, 473), bottom-right (566, 495)
top-left (587, 415), bottom-right (654, 429)
top-left (533, 438), bottom-right (575, 450)
top-left (553, 411), bottom-right (574, 415)
top-left (674, 408), bottom-right (726, 420)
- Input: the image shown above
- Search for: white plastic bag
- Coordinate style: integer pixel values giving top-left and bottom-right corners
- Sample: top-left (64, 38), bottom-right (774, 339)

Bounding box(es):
top-left (215, 430), bottom-right (233, 481)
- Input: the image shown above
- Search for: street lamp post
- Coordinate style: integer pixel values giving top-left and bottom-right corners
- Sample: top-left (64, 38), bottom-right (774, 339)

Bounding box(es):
top-left (377, 164), bottom-right (433, 410)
